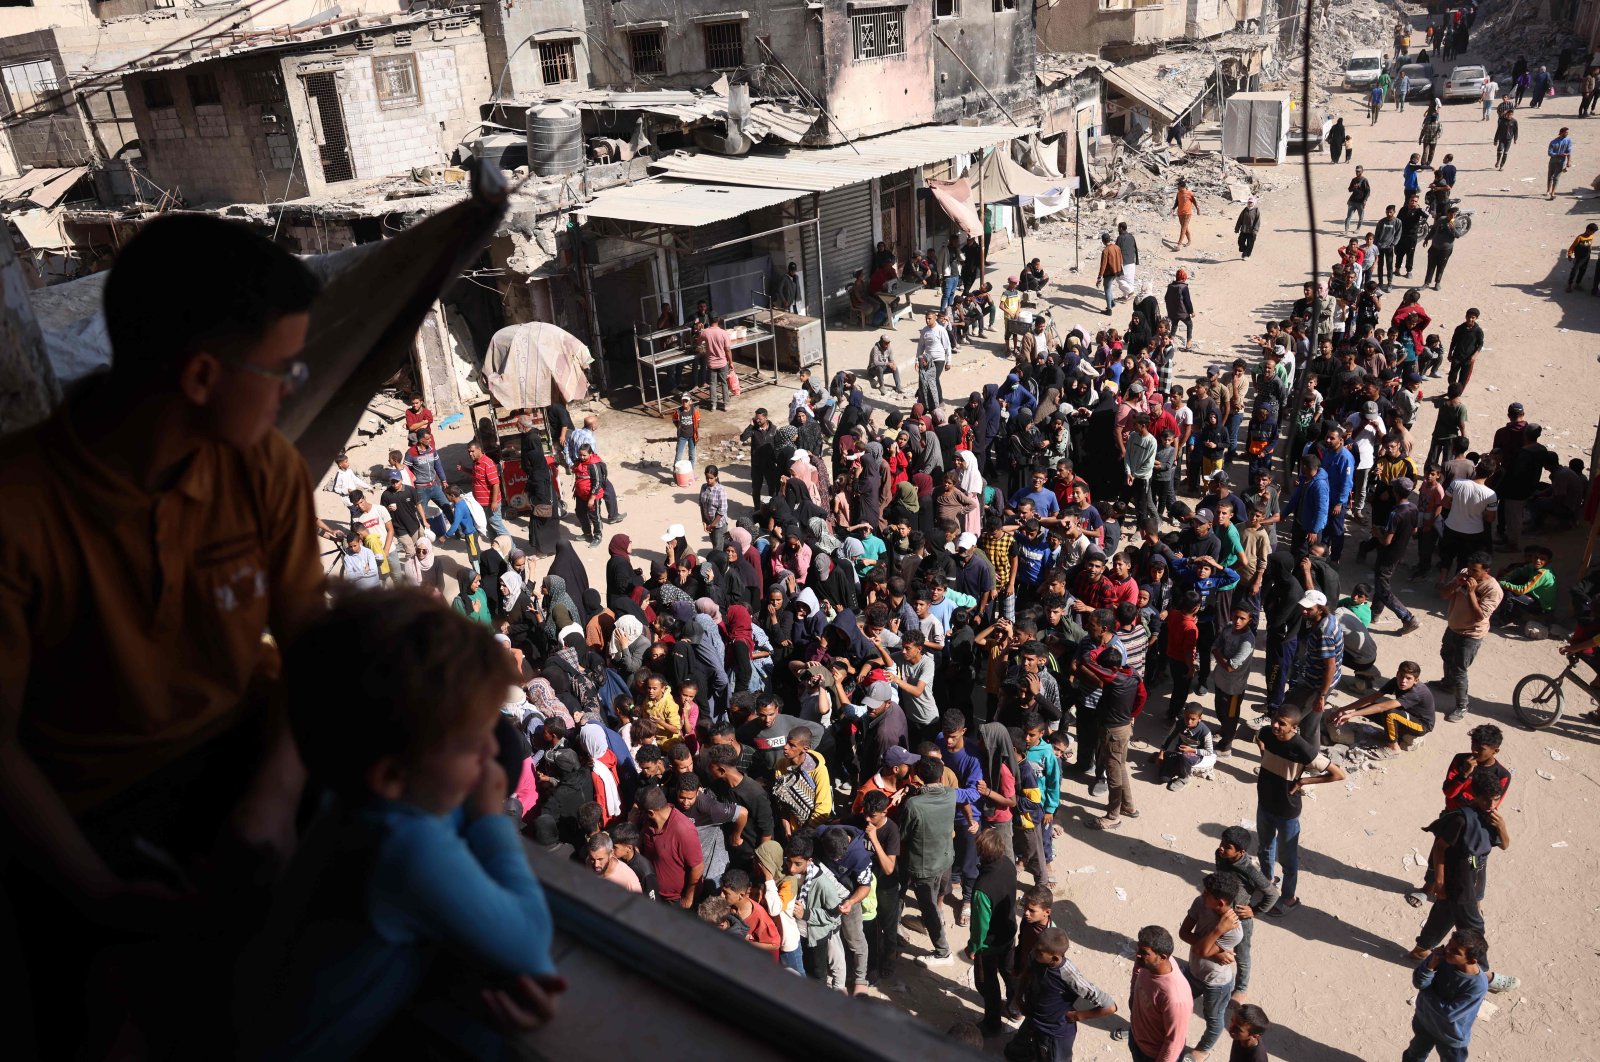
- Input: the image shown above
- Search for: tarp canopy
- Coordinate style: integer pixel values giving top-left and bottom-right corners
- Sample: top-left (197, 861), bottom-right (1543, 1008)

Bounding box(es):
top-left (483, 322), bottom-right (593, 410)
top-left (971, 148), bottom-right (1072, 219)
top-left (926, 177), bottom-right (983, 238)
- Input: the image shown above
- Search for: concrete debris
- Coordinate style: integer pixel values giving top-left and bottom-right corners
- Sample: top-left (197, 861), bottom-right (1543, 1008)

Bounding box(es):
top-left (1260, 0), bottom-right (1390, 109)
top-left (1086, 141), bottom-right (1272, 213)
top-left (1467, 1), bottom-right (1586, 81)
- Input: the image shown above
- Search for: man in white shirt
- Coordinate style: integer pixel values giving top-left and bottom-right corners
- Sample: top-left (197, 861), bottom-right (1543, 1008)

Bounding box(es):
top-left (1438, 459), bottom-right (1498, 573)
top-left (349, 489), bottom-right (393, 559)
top-left (916, 311), bottom-right (951, 381)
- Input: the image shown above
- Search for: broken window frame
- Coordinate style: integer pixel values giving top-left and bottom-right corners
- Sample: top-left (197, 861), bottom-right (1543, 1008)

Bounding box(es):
top-left (933, 0), bottom-right (959, 19)
top-left (1, 58), bottom-right (58, 111)
top-left (850, 8), bottom-right (907, 62)
top-left (991, 0), bottom-right (1016, 9)
top-left (141, 75), bottom-right (175, 111)
top-left (186, 71), bottom-right (222, 107)
top-left (538, 39), bottom-right (579, 86)
top-left (702, 21), bottom-right (745, 71)
top-left (628, 29), bottom-right (666, 76)
top-left (372, 53), bottom-right (421, 109)
top-left (241, 67), bottom-right (287, 105)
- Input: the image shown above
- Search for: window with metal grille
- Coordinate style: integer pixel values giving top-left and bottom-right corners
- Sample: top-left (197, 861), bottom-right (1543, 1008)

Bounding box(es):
top-left (934, 0), bottom-right (958, 17)
top-left (186, 71), bottom-right (221, 106)
top-left (703, 22), bottom-right (744, 70)
top-left (141, 76), bottom-right (174, 110)
top-left (629, 29), bottom-right (665, 75)
top-left (851, 8), bottom-right (905, 61)
top-left (372, 54), bottom-right (420, 108)
top-left (1, 59), bottom-right (57, 110)
top-left (538, 40), bottom-right (578, 85)
top-left (241, 67), bottom-right (286, 104)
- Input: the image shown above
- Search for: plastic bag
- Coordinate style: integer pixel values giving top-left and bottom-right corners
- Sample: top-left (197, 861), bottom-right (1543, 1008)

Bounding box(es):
top-left (727, 370), bottom-right (742, 397)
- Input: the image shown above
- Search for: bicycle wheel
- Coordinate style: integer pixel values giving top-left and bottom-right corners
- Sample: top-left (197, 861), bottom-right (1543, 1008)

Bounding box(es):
top-left (1512, 673), bottom-right (1565, 729)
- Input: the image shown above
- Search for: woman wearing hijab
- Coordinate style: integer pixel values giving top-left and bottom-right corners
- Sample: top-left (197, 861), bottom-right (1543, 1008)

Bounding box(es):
top-left (541, 573), bottom-right (583, 644)
top-left (885, 480), bottom-right (920, 532)
top-left (857, 442), bottom-right (888, 531)
top-left (729, 526), bottom-right (764, 595)
top-left (478, 540), bottom-right (511, 616)
top-left (790, 452), bottom-right (824, 508)
top-left (953, 449), bottom-right (987, 536)
top-left (547, 540), bottom-right (593, 616)
top-left (525, 676), bottom-right (576, 729)
top-left (452, 569), bottom-right (492, 626)
top-left (691, 607), bottom-right (730, 716)
top-left (918, 423), bottom-right (945, 480)
top-left (521, 428), bottom-right (560, 556)
top-left (724, 603), bottom-right (756, 693)
top-left (811, 551), bottom-right (858, 618)
top-left (583, 588), bottom-right (615, 651)
top-left (758, 584), bottom-right (796, 683)
top-left (579, 721), bottom-right (623, 822)
top-left (715, 541), bottom-right (753, 611)
top-left (609, 613), bottom-right (650, 675)
top-left (606, 533), bottom-right (642, 600)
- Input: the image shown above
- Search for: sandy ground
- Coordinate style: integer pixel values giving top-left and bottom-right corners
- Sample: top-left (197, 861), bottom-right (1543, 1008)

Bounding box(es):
top-left (318, 62), bottom-right (1600, 1062)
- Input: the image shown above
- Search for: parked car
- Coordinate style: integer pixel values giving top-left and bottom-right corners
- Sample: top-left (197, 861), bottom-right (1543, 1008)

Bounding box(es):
top-left (1443, 65), bottom-right (1489, 101)
top-left (1398, 63), bottom-right (1436, 98)
top-left (1344, 49), bottom-right (1387, 91)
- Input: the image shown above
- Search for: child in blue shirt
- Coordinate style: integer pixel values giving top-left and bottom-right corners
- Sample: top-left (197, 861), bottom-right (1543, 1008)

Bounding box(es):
top-left (252, 591), bottom-right (562, 1060)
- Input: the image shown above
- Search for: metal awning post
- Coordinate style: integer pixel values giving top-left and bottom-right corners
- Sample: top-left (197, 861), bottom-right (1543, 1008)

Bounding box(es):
top-left (812, 197), bottom-right (830, 385)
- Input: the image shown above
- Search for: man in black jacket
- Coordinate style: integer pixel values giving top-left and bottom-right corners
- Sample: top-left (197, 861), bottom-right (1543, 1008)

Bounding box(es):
top-left (1446, 309), bottom-right (1484, 389)
top-left (740, 408), bottom-right (780, 507)
top-left (1344, 166), bottom-right (1372, 233)
top-left (1373, 204), bottom-right (1402, 289)
top-left (1396, 194), bottom-right (1429, 277)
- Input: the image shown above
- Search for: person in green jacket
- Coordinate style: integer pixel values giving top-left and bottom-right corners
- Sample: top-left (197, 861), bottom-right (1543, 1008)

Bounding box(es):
top-left (452, 569), bottom-right (493, 626)
top-left (1022, 713), bottom-right (1061, 883)
top-left (787, 833), bottom-right (847, 991)
top-left (900, 757), bottom-right (957, 965)
top-left (966, 828), bottom-right (1018, 1033)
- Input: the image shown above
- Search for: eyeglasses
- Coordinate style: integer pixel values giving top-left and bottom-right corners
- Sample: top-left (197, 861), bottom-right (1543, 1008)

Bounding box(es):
top-left (227, 357), bottom-right (309, 392)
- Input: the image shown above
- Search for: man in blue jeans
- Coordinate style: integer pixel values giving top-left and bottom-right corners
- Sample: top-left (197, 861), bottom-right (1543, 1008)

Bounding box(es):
top-left (1095, 232), bottom-right (1124, 316)
top-left (1254, 709), bottom-right (1346, 917)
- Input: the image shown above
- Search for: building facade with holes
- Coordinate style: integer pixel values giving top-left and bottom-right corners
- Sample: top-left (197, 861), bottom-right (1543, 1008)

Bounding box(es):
top-left (578, 0), bottom-right (1036, 143)
top-left (118, 11), bottom-right (490, 205)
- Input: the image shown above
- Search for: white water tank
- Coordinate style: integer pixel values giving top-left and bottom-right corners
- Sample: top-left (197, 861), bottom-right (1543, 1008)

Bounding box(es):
top-left (527, 102), bottom-right (582, 177)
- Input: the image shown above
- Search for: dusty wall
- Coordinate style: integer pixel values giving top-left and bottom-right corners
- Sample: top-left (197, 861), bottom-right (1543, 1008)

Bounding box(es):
top-left (480, 0), bottom-right (590, 99)
top-left (125, 18), bottom-right (489, 204)
top-left (930, 1), bottom-right (1035, 124)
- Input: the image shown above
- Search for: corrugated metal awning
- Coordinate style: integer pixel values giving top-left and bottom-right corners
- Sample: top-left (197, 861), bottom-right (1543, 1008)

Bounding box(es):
top-left (0, 166), bottom-right (89, 210)
top-left (1102, 67), bottom-right (1179, 122)
top-left (649, 122), bottom-right (1032, 193)
top-left (576, 179), bottom-right (801, 226)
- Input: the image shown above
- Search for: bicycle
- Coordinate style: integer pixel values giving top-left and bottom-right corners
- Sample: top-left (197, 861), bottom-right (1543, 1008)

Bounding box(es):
top-left (1511, 657), bottom-right (1600, 729)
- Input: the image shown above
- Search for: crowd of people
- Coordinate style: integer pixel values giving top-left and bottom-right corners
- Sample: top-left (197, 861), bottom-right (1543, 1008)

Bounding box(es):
top-left (4, 34), bottom-right (1593, 1061)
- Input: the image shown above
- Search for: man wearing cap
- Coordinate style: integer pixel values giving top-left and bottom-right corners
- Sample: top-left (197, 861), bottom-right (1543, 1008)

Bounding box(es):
top-left (1284, 590), bottom-right (1343, 754)
top-left (379, 469), bottom-right (426, 581)
top-left (952, 533), bottom-right (997, 618)
top-left (1370, 477), bottom-right (1422, 634)
top-left (1177, 508), bottom-right (1223, 563)
top-left (1496, 424), bottom-right (1550, 553)
top-left (853, 741), bottom-right (917, 815)
top-left (1095, 232), bottom-right (1125, 316)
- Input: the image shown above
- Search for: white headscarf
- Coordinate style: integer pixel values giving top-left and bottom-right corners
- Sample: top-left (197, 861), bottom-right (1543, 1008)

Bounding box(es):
top-left (954, 450), bottom-right (985, 536)
top-left (611, 613), bottom-right (645, 657)
top-left (580, 722), bottom-right (622, 817)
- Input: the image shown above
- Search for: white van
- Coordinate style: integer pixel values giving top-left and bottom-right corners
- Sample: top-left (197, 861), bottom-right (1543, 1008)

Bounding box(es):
top-left (1344, 49), bottom-right (1386, 91)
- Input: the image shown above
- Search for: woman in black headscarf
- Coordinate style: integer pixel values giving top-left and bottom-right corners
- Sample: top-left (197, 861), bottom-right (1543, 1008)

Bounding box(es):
top-left (521, 427), bottom-right (559, 556)
top-left (546, 540), bottom-right (592, 620)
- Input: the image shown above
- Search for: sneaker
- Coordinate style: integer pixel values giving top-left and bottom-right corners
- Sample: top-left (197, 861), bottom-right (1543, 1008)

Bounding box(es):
top-left (1445, 709), bottom-right (1467, 723)
top-left (1089, 780), bottom-right (1109, 798)
top-left (1087, 816), bottom-right (1122, 831)
top-left (1487, 973), bottom-right (1520, 993)
top-left (1398, 618), bottom-right (1421, 636)
top-left (1405, 889), bottom-right (1427, 908)
top-left (1167, 778), bottom-right (1188, 791)
top-left (923, 951), bottom-right (955, 966)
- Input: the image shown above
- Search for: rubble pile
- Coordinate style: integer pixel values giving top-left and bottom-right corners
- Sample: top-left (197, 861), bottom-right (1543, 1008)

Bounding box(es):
top-left (1465, 0), bottom-right (1586, 79)
top-left (1262, 0), bottom-right (1392, 107)
top-left (1081, 139), bottom-right (1273, 215)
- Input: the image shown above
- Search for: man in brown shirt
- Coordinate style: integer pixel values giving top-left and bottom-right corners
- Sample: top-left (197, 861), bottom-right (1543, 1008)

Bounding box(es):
top-left (1435, 550), bottom-right (1503, 722)
top-left (0, 215), bottom-right (327, 1051)
top-left (1096, 231), bottom-right (1125, 316)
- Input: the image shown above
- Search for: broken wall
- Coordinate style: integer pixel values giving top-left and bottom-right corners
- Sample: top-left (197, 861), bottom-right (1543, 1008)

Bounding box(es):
top-left (480, 0), bottom-right (589, 99)
top-left (931, 0), bottom-right (1036, 125)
